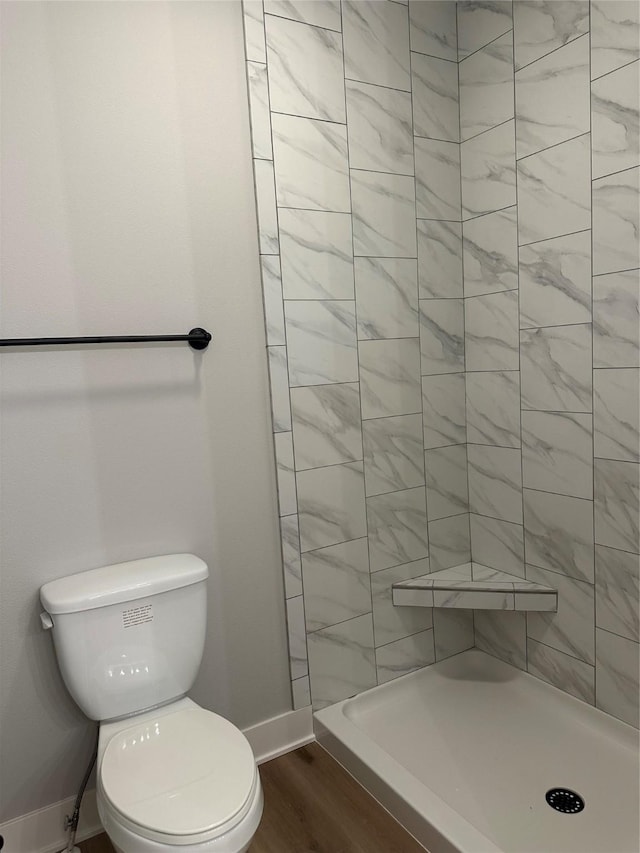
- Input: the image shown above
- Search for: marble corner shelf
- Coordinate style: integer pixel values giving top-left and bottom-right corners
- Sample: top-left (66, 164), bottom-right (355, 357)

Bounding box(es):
top-left (392, 563), bottom-right (558, 612)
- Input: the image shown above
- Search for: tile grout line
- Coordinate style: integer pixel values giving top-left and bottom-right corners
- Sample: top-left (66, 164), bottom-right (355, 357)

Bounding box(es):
top-left (458, 25), bottom-right (513, 64)
top-left (589, 0), bottom-right (598, 710)
top-left (455, 1), bottom-right (474, 637)
top-left (241, 1), bottom-right (301, 705)
top-left (338, 0), bottom-right (379, 687)
top-left (508, 0), bottom-right (532, 674)
top-left (516, 129), bottom-right (591, 164)
top-left (405, 0), bottom-right (438, 667)
top-left (590, 54), bottom-right (640, 84)
top-left (514, 30), bottom-right (590, 75)
top-left (455, 0), bottom-right (476, 658)
top-left (261, 0), bottom-right (311, 701)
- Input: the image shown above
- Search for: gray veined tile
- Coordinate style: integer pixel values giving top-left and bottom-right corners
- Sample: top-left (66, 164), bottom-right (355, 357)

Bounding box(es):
top-left (286, 595), bottom-right (308, 679)
top-left (592, 166), bottom-right (640, 275)
top-left (307, 613), bottom-right (376, 709)
top-left (302, 538), bottom-right (371, 632)
top-left (595, 628), bottom-right (640, 728)
top-left (411, 52), bottom-right (459, 143)
top-left (247, 62), bottom-right (272, 160)
top-left (462, 207), bottom-right (518, 298)
top-left (596, 545), bottom-right (640, 643)
top-left (465, 370), bottom-right (520, 448)
top-left (279, 209), bottom-right (354, 300)
top-left (461, 120), bottom-right (516, 220)
top-left (592, 61), bottom-right (640, 180)
top-left (297, 461), bottom-right (367, 552)
top-left (343, 0), bottom-right (411, 92)
top-left (264, 0), bottom-right (341, 32)
top-left (355, 258), bottom-right (419, 340)
top-left (274, 432), bottom-right (297, 516)
top-left (370, 559), bottom-right (432, 645)
top-left (433, 608), bottom-right (474, 660)
top-left (515, 35), bottom-right (590, 160)
top-left (290, 383), bottom-right (363, 470)
top-left (422, 373), bottom-right (467, 449)
top-left (457, 1), bottom-right (513, 60)
top-left (520, 323), bottom-right (593, 413)
top-left (265, 14), bottom-right (345, 122)
top-left (425, 444), bottom-right (469, 521)
top-left (473, 564), bottom-right (525, 585)
top-left (459, 31), bottom-right (514, 142)
top-left (243, 0), bottom-right (267, 63)
top-left (527, 639), bottom-right (595, 704)
top-left (267, 346), bottom-right (292, 432)
top-left (523, 489), bottom-right (594, 583)
top-left (359, 337), bottom-right (422, 420)
top-left (522, 411), bottom-right (593, 499)
top-left (409, 0), bottom-right (457, 61)
top-left (281, 514), bottom-right (302, 598)
top-left (513, 1), bottom-right (589, 71)
top-left (475, 611), bottom-right (527, 670)
top-left (594, 458), bottom-right (640, 554)
top-left (517, 133), bottom-right (591, 245)
top-left (262, 256), bottom-right (286, 346)
top-left (415, 138), bottom-right (461, 220)
top-left (351, 171), bottom-right (417, 258)
top-left (465, 290), bottom-right (519, 372)
top-left (593, 269), bottom-right (640, 368)
top-left (346, 80), bottom-right (414, 175)
top-left (514, 591), bottom-right (558, 611)
top-left (254, 160), bottom-right (279, 254)
top-left (527, 563), bottom-right (595, 665)
top-left (591, 0), bottom-right (640, 81)
top-left (470, 514), bottom-right (525, 576)
top-left (468, 445), bottom-right (523, 524)
top-left (272, 113), bottom-right (350, 212)
top-left (428, 514), bottom-right (471, 573)
top-left (417, 220), bottom-right (463, 299)
top-left (363, 414), bottom-right (425, 497)
top-left (419, 299), bottom-right (465, 375)
top-left (519, 230), bottom-right (592, 329)
top-left (292, 675), bottom-right (311, 710)
top-left (376, 630), bottom-right (435, 684)
top-left (285, 300), bottom-right (358, 387)
top-left (290, 675), bottom-right (312, 711)
top-left (367, 488), bottom-right (430, 572)
top-left (594, 369), bottom-right (640, 463)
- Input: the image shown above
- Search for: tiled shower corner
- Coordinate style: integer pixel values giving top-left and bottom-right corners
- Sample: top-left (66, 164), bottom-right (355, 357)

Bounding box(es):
top-left (242, 0), bottom-right (639, 729)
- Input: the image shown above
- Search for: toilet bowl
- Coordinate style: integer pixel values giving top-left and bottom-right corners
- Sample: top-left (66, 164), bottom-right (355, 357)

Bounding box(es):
top-left (96, 698), bottom-right (263, 853)
top-left (40, 554), bottom-right (264, 853)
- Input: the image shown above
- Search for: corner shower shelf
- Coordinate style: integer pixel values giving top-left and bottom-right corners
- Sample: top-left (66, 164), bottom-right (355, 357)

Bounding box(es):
top-left (392, 563), bottom-right (557, 612)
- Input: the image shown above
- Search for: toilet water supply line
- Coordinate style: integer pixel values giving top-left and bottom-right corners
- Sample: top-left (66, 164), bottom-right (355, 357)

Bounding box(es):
top-left (60, 728), bottom-right (99, 853)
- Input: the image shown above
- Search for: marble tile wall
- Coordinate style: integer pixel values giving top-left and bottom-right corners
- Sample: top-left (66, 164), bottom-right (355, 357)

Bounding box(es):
top-left (461, 0), bottom-right (639, 729)
top-left (243, 0), bottom-right (639, 728)
top-left (243, 0), bottom-right (474, 712)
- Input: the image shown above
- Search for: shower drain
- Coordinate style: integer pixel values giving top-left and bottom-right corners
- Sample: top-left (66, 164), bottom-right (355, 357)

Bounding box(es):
top-left (545, 788), bottom-right (585, 814)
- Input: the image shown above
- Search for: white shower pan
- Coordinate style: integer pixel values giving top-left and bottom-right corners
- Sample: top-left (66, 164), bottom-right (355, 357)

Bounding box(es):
top-left (314, 650), bottom-right (639, 853)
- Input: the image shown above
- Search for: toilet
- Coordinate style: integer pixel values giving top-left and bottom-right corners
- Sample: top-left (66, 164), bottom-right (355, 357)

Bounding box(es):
top-left (40, 554), bottom-right (263, 853)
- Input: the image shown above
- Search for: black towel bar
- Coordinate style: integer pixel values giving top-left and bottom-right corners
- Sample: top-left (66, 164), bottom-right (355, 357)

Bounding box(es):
top-left (0, 327), bottom-right (212, 351)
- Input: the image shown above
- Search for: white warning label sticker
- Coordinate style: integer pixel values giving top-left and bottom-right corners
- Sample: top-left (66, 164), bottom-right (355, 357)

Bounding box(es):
top-left (122, 604), bottom-right (153, 628)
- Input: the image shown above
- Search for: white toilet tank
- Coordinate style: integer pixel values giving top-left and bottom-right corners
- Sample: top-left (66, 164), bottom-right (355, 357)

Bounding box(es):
top-left (40, 554), bottom-right (208, 722)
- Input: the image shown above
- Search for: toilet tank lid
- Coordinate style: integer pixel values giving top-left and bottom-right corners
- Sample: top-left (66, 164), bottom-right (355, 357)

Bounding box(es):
top-left (40, 554), bottom-right (208, 614)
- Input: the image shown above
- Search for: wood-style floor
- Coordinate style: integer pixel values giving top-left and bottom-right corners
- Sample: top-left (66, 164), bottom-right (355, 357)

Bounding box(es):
top-left (80, 742), bottom-right (425, 853)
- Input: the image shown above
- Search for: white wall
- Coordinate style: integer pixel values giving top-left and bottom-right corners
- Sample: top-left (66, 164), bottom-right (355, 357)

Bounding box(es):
top-left (0, 0), bottom-right (291, 822)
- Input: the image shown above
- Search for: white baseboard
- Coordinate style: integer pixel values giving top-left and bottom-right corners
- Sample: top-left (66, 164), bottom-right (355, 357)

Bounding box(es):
top-left (0, 788), bottom-right (101, 853)
top-left (243, 705), bottom-right (315, 764)
top-left (0, 706), bottom-right (313, 853)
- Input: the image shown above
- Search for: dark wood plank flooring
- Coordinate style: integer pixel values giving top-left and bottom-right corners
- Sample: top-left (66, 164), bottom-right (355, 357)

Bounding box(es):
top-left (80, 742), bottom-right (424, 853)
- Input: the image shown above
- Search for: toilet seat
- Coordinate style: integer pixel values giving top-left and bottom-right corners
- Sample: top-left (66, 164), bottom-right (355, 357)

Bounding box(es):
top-left (99, 706), bottom-right (258, 846)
